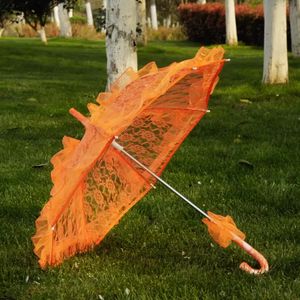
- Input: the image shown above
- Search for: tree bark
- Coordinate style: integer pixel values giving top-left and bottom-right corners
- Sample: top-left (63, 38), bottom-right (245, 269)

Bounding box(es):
top-left (263, 0), bottom-right (288, 84)
top-left (101, 0), bottom-right (107, 33)
top-left (85, 0), bottom-right (94, 26)
top-left (106, 0), bottom-right (138, 89)
top-left (225, 0), bottom-right (238, 45)
top-left (290, 0), bottom-right (300, 57)
top-left (136, 0), bottom-right (147, 45)
top-left (38, 26), bottom-right (48, 44)
top-left (150, 0), bottom-right (158, 30)
top-left (0, 28), bottom-right (4, 37)
top-left (58, 3), bottom-right (72, 37)
top-left (53, 5), bottom-right (60, 28)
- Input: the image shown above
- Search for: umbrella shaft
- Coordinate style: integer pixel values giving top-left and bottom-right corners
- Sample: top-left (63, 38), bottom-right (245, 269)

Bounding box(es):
top-left (112, 140), bottom-right (211, 220)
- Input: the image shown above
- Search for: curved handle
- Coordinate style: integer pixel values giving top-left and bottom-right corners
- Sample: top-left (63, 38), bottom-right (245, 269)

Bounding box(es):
top-left (232, 234), bottom-right (269, 275)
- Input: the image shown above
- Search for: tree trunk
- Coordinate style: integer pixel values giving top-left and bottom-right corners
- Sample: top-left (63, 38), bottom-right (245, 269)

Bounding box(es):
top-left (0, 28), bottom-right (4, 37)
top-left (225, 0), bottom-right (238, 45)
top-left (163, 15), bottom-right (171, 27)
top-left (263, 0), bottom-right (288, 84)
top-left (53, 5), bottom-right (60, 28)
top-left (38, 26), bottom-right (48, 44)
top-left (150, 0), bottom-right (158, 30)
top-left (85, 0), bottom-right (94, 26)
top-left (101, 0), bottom-right (107, 33)
top-left (106, 0), bottom-right (137, 89)
top-left (290, 0), bottom-right (300, 57)
top-left (68, 9), bottom-right (73, 18)
top-left (197, 0), bottom-right (206, 4)
top-left (136, 0), bottom-right (147, 46)
top-left (58, 3), bottom-right (72, 37)
top-left (20, 12), bottom-right (25, 24)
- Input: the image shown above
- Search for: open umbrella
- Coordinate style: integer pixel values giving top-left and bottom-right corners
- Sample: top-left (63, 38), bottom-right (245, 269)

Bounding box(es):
top-left (32, 47), bottom-right (269, 274)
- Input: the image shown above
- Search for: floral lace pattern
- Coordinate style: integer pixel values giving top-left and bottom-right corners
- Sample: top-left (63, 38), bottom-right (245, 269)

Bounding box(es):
top-left (32, 47), bottom-right (225, 268)
top-left (118, 64), bottom-right (221, 178)
top-left (83, 147), bottom-right (149, 233)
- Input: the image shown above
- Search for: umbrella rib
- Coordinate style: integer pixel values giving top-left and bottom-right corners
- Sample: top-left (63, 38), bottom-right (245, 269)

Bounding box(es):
top-left (112, 140), bottom-right (211, 220)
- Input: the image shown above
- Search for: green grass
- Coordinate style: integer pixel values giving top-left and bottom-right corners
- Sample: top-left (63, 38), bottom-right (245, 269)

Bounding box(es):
top-left (0, 38), bottom-right (300, 299)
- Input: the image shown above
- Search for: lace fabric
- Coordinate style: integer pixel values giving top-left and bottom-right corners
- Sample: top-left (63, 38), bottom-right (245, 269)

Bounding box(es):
top-left (32, 47), bottom-right (225, 268)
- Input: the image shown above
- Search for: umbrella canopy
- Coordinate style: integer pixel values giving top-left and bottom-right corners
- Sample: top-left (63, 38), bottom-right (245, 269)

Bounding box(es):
top-left (32, 47), bottom-right (225, 268)
top-left (32, 47), bottom-right (268, 274)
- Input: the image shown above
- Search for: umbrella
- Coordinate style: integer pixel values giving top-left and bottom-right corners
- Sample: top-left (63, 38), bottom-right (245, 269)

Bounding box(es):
top-left (32, 47), bottom-right (268, 274)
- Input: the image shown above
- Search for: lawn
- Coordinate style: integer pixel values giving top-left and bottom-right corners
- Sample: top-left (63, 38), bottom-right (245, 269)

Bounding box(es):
top-left (0, 38), bottom-right (299, 299)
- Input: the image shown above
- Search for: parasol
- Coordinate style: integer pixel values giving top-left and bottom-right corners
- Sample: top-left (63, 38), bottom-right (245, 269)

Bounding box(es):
top-left (32, 47), bottom-right (269, 274)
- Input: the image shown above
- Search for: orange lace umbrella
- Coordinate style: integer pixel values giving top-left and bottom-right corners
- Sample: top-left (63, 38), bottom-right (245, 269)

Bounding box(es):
top-left (32, 47), bottom-right (268, 274)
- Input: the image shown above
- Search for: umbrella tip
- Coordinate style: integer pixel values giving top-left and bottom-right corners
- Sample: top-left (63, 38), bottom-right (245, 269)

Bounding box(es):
top-left (69, 108), bottom-right (89, 127)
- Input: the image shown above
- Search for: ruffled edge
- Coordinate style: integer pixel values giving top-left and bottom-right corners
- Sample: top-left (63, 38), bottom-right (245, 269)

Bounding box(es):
top-left (32, 46), bottom-right (225, 268)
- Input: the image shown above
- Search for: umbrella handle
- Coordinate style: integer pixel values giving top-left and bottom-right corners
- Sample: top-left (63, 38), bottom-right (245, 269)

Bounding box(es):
top-left (232, 234), bottom-right (269, 275)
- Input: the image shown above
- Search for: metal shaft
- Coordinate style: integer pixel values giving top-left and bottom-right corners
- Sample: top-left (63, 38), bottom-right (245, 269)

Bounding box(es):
top-left (112, 140), bottom-right (211, 220)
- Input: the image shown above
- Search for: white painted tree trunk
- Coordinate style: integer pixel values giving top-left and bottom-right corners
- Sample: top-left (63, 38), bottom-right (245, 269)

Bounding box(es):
top-left (101, 0), bottom-right (107, 33)
top-left (85, 1), bottom-right (94, 26)
top-left (53, 6), bottom-right (60, 28)
top-left (38, 27), bottom-right (48, 44)
top-left (290, 0), bottom-right (300, 57)
top-left (136, 0), bottom-right (147, 45)
top-left (150, 0), bottom-right (158, 30)
top-left (263, 0), bottom-right (288, 84)
top-left (163, 15), bottom-right (171, 27)
top-left (225, 0), bottom-right (238, 45)
top-left (20, 12), bottom-right (25, 24)
top-left (58, 3), bottom-right (72, 37)
top-left (106, 0), bottom-right (137, 89)
top-left (68, 9), bottom-right (73, 18)
top-left (197, 0), bottom-right (206, 4)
